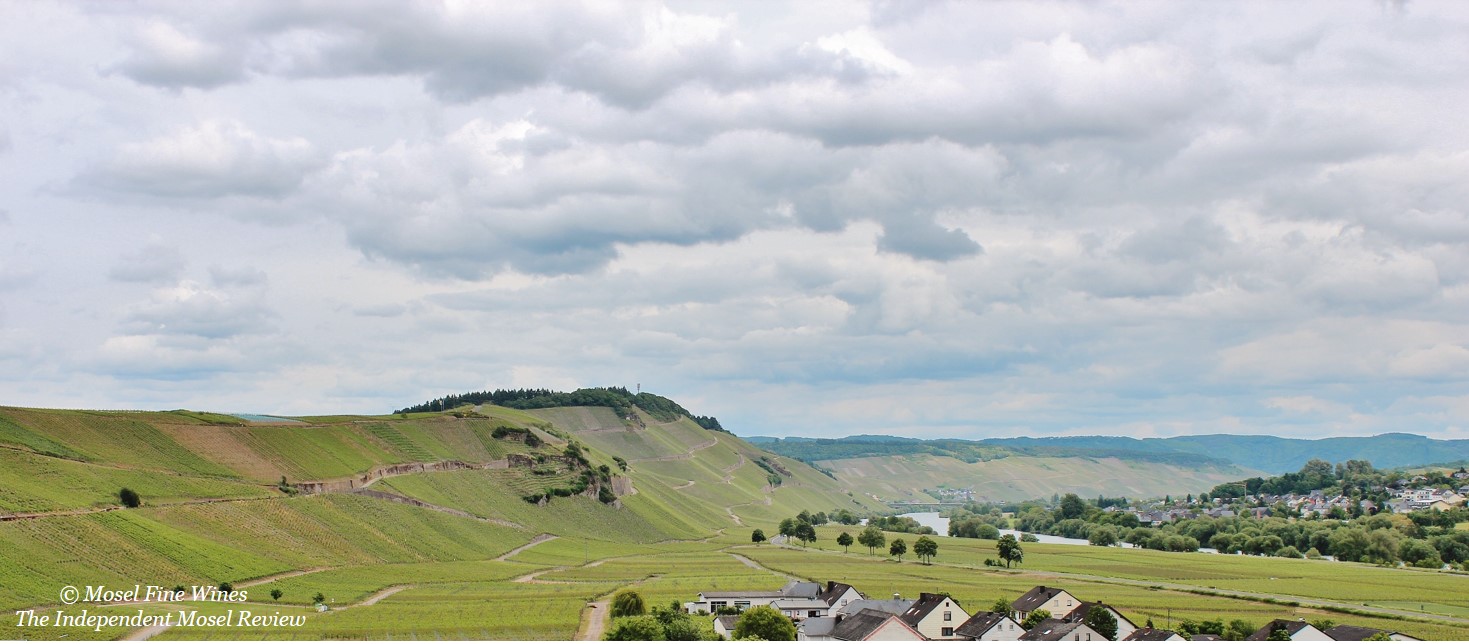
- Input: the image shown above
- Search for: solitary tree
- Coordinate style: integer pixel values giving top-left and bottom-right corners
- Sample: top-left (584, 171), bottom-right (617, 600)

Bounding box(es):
top-left (611, 589), bottom-right (647, 618)
top-left (889, 538), bottom-right (908, 562)
top-left (1021, 609), bottom-right (1051, 630)
top-left (119, 488), bottom-right (141, 508)
top-left (997, 534), bottom-right (1024, 568)
top-left (733, 605), bottom-right (796, 641)
top-left (270, 588), bottom-right (283, 601)
top-left (1083, 606), bottom-right (1119, 641)
top-left (752, 529), bottom-right (767, 546)
top-left (837, 532), bottom-right (854, 553)
top-left (858, 526), bottom-right (886, 555)
top-left (914, 536), bottom-right (938, 564)
top-left (312, 592), bottom-right (326, 605)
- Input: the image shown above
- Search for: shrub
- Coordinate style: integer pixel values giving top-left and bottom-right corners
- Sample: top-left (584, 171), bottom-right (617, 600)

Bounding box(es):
top-left (611, 590), bottom-right (646, 618)
top-left (733, 606), bottom-right (795, 641)
top-left (598, 486), bottom-right (617, 504)
top-left (605, 615), bottom-right (665, 641)
top-left (119, 488), bottom-right (141, 508)
top-left (312, 592), bottom-right (326, 604)
top-left (270, 588), bottom-right (283, 600)
top-left (217, 582), bottom-right (234, 592)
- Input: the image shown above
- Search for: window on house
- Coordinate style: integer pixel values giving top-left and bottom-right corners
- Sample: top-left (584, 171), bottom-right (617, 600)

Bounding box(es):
top-left (944, 612), bottom-right (952, 621)
top-left (942, 628), bottom-right (954, 637)
top-left (809, 611), bottom-right (820, 618)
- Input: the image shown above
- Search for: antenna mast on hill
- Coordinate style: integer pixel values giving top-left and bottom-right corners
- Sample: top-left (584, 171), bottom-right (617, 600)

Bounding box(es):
top-left (637, 383), bottom-right (640, 393)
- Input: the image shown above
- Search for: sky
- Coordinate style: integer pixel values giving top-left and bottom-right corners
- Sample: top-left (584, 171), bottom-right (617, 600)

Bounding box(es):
top-left (2, 1), bottom-right (1467, 440)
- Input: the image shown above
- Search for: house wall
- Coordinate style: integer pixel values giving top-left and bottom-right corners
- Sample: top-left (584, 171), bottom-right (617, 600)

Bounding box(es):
top-left (913, 598), bottom-right (969, 640)
top-left (867, 620), bottom-right (924, 641)
top-left (829, 587), bottom-right (863, 611)
top-left (977, 618), bottom-right (1024, 641)
top-left (1285, 625), bottom-right (1332, 641)
top-left (1019, 591), bottom-right (1080, 621)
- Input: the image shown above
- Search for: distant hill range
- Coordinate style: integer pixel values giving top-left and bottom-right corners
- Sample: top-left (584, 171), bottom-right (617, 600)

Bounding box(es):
top-left (746, 432), bottom-right (1469, 475)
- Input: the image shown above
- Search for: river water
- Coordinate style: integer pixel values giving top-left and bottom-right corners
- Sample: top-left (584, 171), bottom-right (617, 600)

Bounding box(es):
top-left (898, 512), bottom-right (1140, 548)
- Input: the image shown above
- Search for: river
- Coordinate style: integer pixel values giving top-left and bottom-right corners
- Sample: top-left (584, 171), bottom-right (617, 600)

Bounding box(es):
top-left (898, 512), bottom-right (1140, 548)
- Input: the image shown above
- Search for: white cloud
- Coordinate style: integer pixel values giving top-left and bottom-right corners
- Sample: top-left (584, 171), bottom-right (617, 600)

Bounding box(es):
top-left (83, 120), bottom-right (321, 200)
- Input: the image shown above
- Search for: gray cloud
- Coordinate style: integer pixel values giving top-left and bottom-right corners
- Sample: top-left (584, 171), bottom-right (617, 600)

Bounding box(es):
top-left (109, 243), bottom-right (186, 284)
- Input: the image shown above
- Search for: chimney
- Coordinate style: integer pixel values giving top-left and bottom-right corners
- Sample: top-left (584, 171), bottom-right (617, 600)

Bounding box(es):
top-left (893, 593), bottom-right (901, 600)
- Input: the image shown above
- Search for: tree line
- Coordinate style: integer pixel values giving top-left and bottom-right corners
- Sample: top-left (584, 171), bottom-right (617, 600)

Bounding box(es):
top-left (393, 386), bottom-right (727, 431)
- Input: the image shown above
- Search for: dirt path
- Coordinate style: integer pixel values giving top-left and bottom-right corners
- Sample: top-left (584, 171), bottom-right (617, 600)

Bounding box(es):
top-left (673, 480), bottom-right (696, 489)
top-left (576, 596), bottom-right (612, 640)
top-left (629, 438), bottom-right (719, 463)
top-left (122, 621), bottom-right (172, 641)
top-left (357, 585), bottom-right (409, 606)
top-left (238, 567), bottom-right (329, 588)
top-left (496, 533), bottom-right (558, 561)
top-left (727, 552), bottom-right (799, 582)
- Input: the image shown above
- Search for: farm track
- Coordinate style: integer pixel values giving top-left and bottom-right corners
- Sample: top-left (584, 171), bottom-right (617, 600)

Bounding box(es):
top-left (237, 567), bottom-right (330, 588)
top-left (727, 551), bottom-right (799, 582)
top-left (349, 488), bottom-right (527, 529)
top-left (576, 596), bottom-right (611, 641)
top-left (1, 494), bottom-right (279, 522)
top-left (497, 533), bottom-right (559, 561)
top-left (628, 438), bottom-right (719, 463)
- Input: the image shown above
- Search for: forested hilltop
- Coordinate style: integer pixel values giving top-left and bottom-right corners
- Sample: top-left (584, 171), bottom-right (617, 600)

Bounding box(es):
top-left (395, 387), bottom-right (725, 431)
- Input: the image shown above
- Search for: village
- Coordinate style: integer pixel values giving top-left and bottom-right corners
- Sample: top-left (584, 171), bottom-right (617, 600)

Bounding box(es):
top-left (683, 581), bottom-right (1421, 641)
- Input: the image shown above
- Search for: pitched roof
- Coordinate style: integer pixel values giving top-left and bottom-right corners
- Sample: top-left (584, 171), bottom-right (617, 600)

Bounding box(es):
top-left (714, 615), bottom-right (739, 631)
top-left (1014, 586), bottom-right (1070, 612)
top-left (831, 608), bottom-right (922, 641)
top-left (818, 581), bottom-right (858, 606)
top-left (1190, 635), bottom-right (1222, 641)
top-left (955, 611), bottom-right (1012, 639)
top-left (799, 617), bottom-right (838, 638)
top-left (900, 592), bottom-right (956, 627)
top-left (1021, 619), bottom-right (1090, 641)
top-left (701, 590), bottom-right (788, 599)
top-left (1246, 619), bottom-right (1314, 641)
top-left (780, 581), bottom-right (823, 598)
top-left (1063, 601), bottom-right (1137, 629)
top-left (1124, 627), bottom-right (1181, 641)
top-left (1323, 624), bottom-right (1391, 641)
top-left (836, 598), bottom-right (914, 617)
top-left (770, 599), bottom-right (830, 610)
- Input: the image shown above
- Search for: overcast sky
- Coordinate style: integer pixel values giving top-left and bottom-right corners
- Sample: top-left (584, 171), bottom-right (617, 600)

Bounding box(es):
top-left (2, 1), bottom-right (1467, 440)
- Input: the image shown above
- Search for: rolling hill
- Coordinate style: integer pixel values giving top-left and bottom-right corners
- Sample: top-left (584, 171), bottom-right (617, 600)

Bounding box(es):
top-left (0, 401), bottom-right (877, 638)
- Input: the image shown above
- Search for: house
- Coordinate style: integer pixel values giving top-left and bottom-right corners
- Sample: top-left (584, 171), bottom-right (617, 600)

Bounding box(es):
top-left (798, 617), bottom-right (838, 641)
top-left (1061, 602), bottom-right (1137, 640)
top-left (818, 581), bottom-right (865, 611)
top-left (1245, 619), bottom-right (1332, 641)
top-left (954, 611), bottom-right (1024, 641)
top-left (831, 608), bottom-right (928, 641)
top-left (1321, 624), bottom-right (1421, 641)
top-left (1012, 586), bottom-right (1082, 622)
top-left (1020, 619), bottom-right (1107, 641)
top-left (900, 592), bottom-right (970, 639)
top-left (1453, 467), bottom-right (1468, 480)
top-left (1123, 628), bottom-right (1185, 641)
top-left (774, 598), bottom-right (834, 620)
top-left (685, 580), bottom-right (822, 613)
top-left (713, 615), bottom-right (739, 639)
